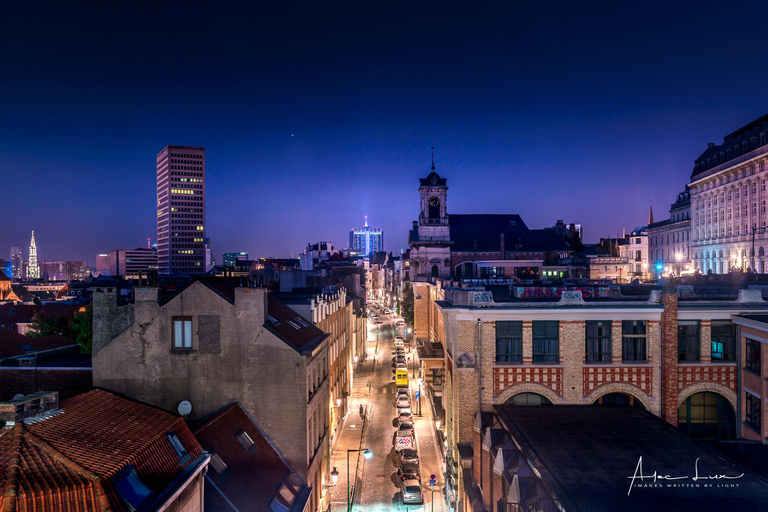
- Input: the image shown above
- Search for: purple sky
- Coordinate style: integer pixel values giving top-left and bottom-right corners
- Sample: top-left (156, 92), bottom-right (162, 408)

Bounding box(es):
top-left (3, 2), bottom-right (768, 266)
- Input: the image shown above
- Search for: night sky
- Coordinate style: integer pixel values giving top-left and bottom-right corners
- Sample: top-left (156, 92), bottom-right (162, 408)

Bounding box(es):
top-left (3, 1), bottom-right (768, 266)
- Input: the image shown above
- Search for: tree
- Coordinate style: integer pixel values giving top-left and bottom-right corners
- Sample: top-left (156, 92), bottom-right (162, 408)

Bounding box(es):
top-left (69, 304), bottom-right (93, 354)
top-left (401, 283), bottom-right (414, 327)
top-left (27, 310), bottom-right (71, 338)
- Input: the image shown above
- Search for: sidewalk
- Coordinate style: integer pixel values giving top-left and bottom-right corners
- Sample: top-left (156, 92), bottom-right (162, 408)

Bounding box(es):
top-left (324, 360), bottom-right (375, 512)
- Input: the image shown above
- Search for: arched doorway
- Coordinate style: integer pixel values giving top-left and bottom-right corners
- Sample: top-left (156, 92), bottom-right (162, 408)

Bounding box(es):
top-left (506, 393), bottom-right (552, 406)
top-left (678, 392), bottom-right (735, 438)
top-left (592, 393), bottom-right (644, 409)
top-left (431, 265), bottom-right (439, 278)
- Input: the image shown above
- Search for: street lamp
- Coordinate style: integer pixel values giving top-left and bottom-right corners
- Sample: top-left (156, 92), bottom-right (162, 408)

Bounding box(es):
top-left (417, 378), bottom-right (423, 417)
top-left (347, 449), bottom-right (372, 512)
top-left (336, 398), bottom-right (342, 408)
top-left (435, 420), bottom-right (441, 430)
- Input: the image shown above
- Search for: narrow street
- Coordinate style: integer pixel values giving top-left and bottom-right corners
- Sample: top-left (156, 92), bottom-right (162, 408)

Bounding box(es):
top-left (353, 314), bottom-right (448, 512)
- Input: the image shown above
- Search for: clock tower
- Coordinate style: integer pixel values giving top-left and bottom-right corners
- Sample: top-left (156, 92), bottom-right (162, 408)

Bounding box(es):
top-left (410, 158), bottom-right (452, 279)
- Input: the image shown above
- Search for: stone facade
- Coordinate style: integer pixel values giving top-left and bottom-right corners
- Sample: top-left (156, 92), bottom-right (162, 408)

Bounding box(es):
top-left (92, 282), bottom-right (330, 512)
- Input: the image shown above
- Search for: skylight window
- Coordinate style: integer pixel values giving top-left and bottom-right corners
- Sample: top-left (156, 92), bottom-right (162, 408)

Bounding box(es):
top-left (209, 453), bottom-right (228, 475)
top-left (18, 344), bottom-right (34, 352)
top-left (166, 432), bottom-right (190, 465)
top-left (287, 320), bottom-right (302, 330)
top-left (236, 430), bottom-right (258, 454)
top-left (268, 498), bottom-right (290, 512)
top-left (113, 465), bottom-right (154, 511)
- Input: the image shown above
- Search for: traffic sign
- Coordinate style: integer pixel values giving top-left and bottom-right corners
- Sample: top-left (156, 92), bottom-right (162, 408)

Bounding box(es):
top-left (429, 474), bottom-right (436, 486)
top-left (415, 391), bottom-right (420, 399)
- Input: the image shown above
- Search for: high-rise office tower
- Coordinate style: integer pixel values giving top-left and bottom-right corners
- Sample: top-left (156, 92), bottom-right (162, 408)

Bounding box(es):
top-left (27, 231), bottom-right (40, 279)
top-left (349, 216), bottom-right (383, 255)
top-left (156, 145), bottom-right (206, 275)
top-left (9, 246), bottom-right (22, 279)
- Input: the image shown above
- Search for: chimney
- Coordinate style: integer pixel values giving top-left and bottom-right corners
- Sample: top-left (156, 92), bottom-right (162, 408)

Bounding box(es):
top-left (0, 391), bottom-right (60, 425)
top-left (412, 221), bottom-right (418, 230)
top-left (707, 142), bottom-right (715, 149)
top-left (500, 233), bottom-right (505, 260)
top-left (556, 219), bottom-right (565, 234)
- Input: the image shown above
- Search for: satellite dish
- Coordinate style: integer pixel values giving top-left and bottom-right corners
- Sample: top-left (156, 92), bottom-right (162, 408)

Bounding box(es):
top-left (13, 394), bottom-right (24, 400)
top-left (177, 400), bottom-right (193, 417)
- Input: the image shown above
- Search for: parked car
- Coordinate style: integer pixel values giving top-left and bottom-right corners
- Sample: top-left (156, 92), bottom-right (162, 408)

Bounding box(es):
top-left (402, 480), bottom-right (424, 504)
top-left (396, 396), bottom-right (411, 409)
top-left (397, 448), bottom-right (419, 466)
top-left (398, 410), bottom-right (414, 424)
top-left (396, 319), bottom-right (406, 326)
top-left (398, 462), bottom-right (420, 482)
top-left (394, 340), bottom-right (405, 349)
top-left (398, 421), bottom-right (415, 438)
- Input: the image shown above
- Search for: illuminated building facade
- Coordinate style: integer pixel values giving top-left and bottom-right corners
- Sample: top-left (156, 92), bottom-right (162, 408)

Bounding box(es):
top-left (96, 253), bottom-right (110, 276)
top-left (223, 252), bottom-right (249, 267)
top-left (108, 248), bottom-right (158, 278)
top-left (156, 145), bottom-right (206, 275)
top-left (349, 216), bottom-right (383, 255)
top-left (10, 246), bottom-right (22, 279)
top-left (690, 113), bottom-right (768, 273)
top-left (27, 231), bottom-right (39, 279)
top-left (648, 188), bottom-right (692, 278)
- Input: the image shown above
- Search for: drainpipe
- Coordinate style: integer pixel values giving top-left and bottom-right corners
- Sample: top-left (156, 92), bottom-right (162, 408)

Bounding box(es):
top-left (477, 318), bottom-right (482, 413)
top-left (736, 322), bottom-right (742, 439)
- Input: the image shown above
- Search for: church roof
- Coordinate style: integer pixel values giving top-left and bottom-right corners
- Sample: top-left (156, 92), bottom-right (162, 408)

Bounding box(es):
top-left (419, 171), bottom-right (447, 187)
top-left (449, 214), bottom-right (543, 253)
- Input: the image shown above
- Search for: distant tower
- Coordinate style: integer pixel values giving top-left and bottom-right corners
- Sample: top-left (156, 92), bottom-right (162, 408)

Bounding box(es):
top-left (156, 145), bottom-right (206, 274)
top-left (349, 217), bottom-right (383, 255)
top-left (27, 231), bottom-right (40, 279)
top-left (9, 246), bottom-right (22, 279)
top-left (411, 150), bottom-right (452, 279)
top-left (648, 198), bottom-right (654, 226)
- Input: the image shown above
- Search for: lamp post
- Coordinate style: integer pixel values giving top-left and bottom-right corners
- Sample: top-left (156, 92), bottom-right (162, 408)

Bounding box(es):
top-left (417, 378), bottom-right (423, 417)
top-left (347, 448), bottom-right (372, 512)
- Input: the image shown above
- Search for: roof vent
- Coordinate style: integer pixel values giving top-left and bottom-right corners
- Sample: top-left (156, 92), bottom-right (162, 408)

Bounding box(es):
top-left (0, 391), bottom-right (59, 424)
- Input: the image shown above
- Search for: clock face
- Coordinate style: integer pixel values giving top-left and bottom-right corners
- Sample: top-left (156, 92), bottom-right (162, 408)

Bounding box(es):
top-left (429, 196), bottom-right (440, 208)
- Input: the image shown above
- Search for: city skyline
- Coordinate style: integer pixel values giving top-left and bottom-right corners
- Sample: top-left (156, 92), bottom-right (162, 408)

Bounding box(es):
top-left (3, 2), bottom-right (768, 265)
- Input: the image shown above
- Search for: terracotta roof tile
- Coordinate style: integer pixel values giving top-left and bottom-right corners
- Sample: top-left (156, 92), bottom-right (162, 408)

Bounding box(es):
top-left (0, 389), bottom-right (205, 511)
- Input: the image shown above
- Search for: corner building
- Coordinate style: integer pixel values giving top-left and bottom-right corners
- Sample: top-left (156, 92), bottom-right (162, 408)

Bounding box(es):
top-left (157, 145), bottom-right (206, 275)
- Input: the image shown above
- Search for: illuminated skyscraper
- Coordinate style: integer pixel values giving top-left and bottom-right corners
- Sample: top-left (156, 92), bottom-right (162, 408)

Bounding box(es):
top-left (156, 145), bottom-right (206, 275)
top-left (27, 231), bottom-right (39, 279)
top-left (349, 216), bottom-right (383, 255)
top-left (9, 246), bottom-right (22, 279)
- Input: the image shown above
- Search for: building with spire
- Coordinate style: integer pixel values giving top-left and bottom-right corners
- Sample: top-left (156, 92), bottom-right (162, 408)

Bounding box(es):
top-left (27, 231), bottom-right (39, 279)
top-left (349, 216), bottom-right (383, 255)
top-left (647, 187), bottom-right (692, 278)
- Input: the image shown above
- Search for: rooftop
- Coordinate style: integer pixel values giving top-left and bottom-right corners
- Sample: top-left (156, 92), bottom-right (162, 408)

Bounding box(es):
top-left (495, 405), bottom-right (768, 512)
top-left (194, 401), bottom-right (310, 512)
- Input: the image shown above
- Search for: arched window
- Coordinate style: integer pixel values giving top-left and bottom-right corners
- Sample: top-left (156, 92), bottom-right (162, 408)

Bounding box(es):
top-left (678, 392), bottom-right (735, 438)
top-left (506, 393), bottom-right (552, 406)
top-left (592, 393), bottom-right (644, 409)
top-left (431, 265), bottom-right (439, 278)
top-left (428, 196), bottom-right (440, 220)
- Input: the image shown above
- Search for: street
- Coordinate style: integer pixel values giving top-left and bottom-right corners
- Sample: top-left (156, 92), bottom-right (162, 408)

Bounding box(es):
top-left (355, 313), bottom-right (448, 512)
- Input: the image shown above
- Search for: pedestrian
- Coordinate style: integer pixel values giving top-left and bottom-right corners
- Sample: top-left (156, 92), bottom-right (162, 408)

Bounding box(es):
top-left (359, 404), bottom-right (364, 417)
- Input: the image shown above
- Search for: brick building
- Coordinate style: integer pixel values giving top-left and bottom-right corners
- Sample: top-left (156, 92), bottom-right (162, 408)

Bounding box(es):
top-left (412, 278), bottom-right (768, 511)
top-left (92, 277), bottom-right (332, 512)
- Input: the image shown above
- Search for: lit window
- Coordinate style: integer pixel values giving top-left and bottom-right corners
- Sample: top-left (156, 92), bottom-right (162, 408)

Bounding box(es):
top-left (173, 317), bottom-right (193, 349)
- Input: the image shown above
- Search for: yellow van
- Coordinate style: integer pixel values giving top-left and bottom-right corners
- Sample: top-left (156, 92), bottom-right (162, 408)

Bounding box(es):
top-left (395, 368), bottom-right (409, 387)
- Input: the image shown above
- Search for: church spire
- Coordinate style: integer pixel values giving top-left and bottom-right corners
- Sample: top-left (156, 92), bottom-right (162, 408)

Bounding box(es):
top-left (431, 146), bottom-right (435, 171)
top-left (648, 197), bottom-right (654, 226)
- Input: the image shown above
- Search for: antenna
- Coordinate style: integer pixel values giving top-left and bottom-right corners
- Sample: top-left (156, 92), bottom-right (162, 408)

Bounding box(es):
top-left (431, 146), bottom-right (435, 170)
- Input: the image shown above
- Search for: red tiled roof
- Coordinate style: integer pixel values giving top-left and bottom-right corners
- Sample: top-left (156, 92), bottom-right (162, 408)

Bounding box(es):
top-left (265, 295), bottom-right (329, 353)
top-left (0, 389), bottom-right (205, 512)
top-left (194, 401), bottom-right (309, 512)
